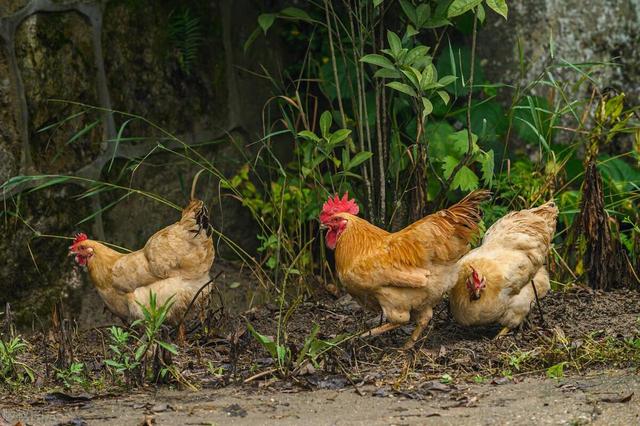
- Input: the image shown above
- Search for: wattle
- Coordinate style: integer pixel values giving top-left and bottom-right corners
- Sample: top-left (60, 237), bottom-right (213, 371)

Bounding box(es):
top-left (326, 230), bottom-right (338, 250)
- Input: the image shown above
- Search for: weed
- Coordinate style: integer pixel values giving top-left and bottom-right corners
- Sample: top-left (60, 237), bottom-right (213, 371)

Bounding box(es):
top-left (0, 336), bottom-right (34, 385)
top-left (55, 362), bottom-right (86, 389)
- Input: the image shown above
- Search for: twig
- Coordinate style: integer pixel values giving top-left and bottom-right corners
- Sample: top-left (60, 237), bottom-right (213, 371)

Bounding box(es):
top-left (175, 270), bottom-right (223, 332)
top-left (243, 367), bottom-right (279, 384)
top-left (530, 280), bottom-right (545, 327)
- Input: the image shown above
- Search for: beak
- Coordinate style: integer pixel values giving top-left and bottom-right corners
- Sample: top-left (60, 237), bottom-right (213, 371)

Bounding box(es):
top-left (319, 223), bottom-right (328, 230)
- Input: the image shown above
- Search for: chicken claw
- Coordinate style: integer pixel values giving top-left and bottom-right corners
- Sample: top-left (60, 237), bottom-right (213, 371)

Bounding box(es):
top-left (493, 326), bottom-right (511, 340)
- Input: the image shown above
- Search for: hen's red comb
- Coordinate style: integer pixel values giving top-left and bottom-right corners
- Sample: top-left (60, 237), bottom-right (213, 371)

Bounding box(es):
top-left (71, 233), bottom-right (88, 248)
top-left (319, 193), bottom-right (359, 223)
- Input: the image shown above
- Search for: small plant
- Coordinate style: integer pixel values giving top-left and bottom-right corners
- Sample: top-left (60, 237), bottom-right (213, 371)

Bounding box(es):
top-left (473, 374), bottom-right (487, 384)
top-left (0, 336), bottom-right (34, 385)
top-left (104, 326), bottom-right (141, 384)
top-left (168, 8), bottom-right (203, 75)
top-left (440, 373), bottom-right (453, 384)
top-left (247, 322), bottom-right (349, 374)
top-left (55, 362), bottom-right (86, 389)
top-left (546, 362), bottom-right (567, 380)
top-left (206, 361), bottom-right (225, 378)
top-left (132, 292), bottom-right (179, 383)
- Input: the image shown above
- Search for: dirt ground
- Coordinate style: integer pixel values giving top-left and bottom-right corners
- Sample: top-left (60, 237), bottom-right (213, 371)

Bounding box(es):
top-left (1, 283), bottom-right (639, 425)
top-left (2, 370), bottom-right (639, 425)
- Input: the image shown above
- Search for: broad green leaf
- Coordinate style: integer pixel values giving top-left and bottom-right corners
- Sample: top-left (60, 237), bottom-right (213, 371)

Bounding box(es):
top-left (373, 68), bottom-right (401, 79)
top-left (452, 166), bottom-right (479, 191)
top-left (416, 4), bottom-right (431, 27)
top-left (401, 67), bottom-right (422, 89)
top-left (373, 0), bottom-right (384, 7)
top-left (476, 3), bottom-right (485, 23)
top-left (320, 111), bottom-right (332, 138)
top-left (450, 129), bottom-right (478, 156)
top-left (405, 24), bottom-right (419, 38)
top-left (480, 149), bottom-right (494, 185)
top-left (404, 45), bottom-right (429, 66)
top-left (348, 151), bottom-right (373, 170)
top-left (157, 341), bottom-right (179, 355)
top-left (387, 31), bottom-right (403, 57)
top-left (329, 128), bottom-right (351, 145)
top-left (437, 90), bottom-right (450, 105)
top-left (280, 7), bottom-right (313, 21)
top-left (442, 155), bottom-right (460, 179)
top-left (399, 0), bottom-right (418, 25)
top-left (298, 130), bottom-right (321, 142)
top-left (447, 0), bottom-right (483, 18)
top-left (360, 54), bottom-right (395, 70)
top-left (438, 75), bottom-right (457, 86)
top-left (486, 0), bottom-right (508, 19)
top-left (420, 64), bottom-right (436, 90)
top-left (422, 98), bottom-right (433, 119)
top-left (258, 13), bottom-right (276, 34)
top-left (386, 81), bottom-right (417, 97)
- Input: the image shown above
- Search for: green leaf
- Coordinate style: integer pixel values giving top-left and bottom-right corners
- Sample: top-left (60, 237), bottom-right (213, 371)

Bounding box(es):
top-left (437, 90), bottom-right (450, 105)
top-left (480, 149), bottom-right (494, 185)
top-left (438, 75), bottom-right (457, 86)
top-left (347, 151), bottom-right (373, 170)
top-left (373, 0), bottom-right (384, 7)
top-left (258, 13), bottom-right (276, 35)
top-left (157, 340), bottom-right (179, 355)
top-left (387, 31), bottom-right (403, 57)
top-left (442, 156), bottom-right (459, 179)
top-left (447, 0), bottom-right (483, 18)
top-left (452, 166), bottom-right (479, 191)
top-left (486, 0), bottom-right (508, 19)
top-left (243, 27), bottom-right (261, 52)
top-left (373, 68), bottom-right (401, 79)
top-left (546, 362), bottom-right (566, 379)
top-left (476, 3), bottom-right (485, 23)
top-left (422, 98), bottom-right (434, 120)
top-left (420, 64), bottom-right (436, 90)
top-left (360, 54), bottom-right (395, 70)
top-left (386, 81), bottom-right (417, 97)
top-left (320, 111), bottom-right (332, 138)
top-left (404, 46), bottom-right (429, 66)
top-left (298, 130), bottom-right (320, 142)
top-left (280, 7), bottom-right (313, 21)
top-left (405, 24), bottom-right (419, 38)
top-left (329, 129), bottom-right (351, 145)
top-left (399, 0), bottom-right (418, 25)
top-left (416, 4), bottom-right (431, 27)
top-left (401, 67), bottom-right (421, 89)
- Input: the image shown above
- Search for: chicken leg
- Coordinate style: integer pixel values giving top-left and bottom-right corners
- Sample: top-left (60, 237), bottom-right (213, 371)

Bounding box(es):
top-left (403, 306), bottom-right (433, 349)
top-left (493, 326), bottom-right (511, 340)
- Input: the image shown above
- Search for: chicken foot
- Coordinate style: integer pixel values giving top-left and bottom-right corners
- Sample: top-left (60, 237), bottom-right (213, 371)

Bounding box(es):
top-left (403, 306), bottom-right (433, 349)
top-left (493, 326), bottom-right (511, 340)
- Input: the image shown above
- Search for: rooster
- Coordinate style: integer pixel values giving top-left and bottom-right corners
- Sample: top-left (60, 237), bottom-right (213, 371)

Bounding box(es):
top-left (449, 201), bottom-right (558, 338)
top-left (320, 190), bottom-right (489, 348)
top-left (69, 171), bottom-right (215, 325)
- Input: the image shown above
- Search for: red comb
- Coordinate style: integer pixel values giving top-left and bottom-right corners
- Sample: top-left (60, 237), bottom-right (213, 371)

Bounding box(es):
top-left (471, 267), bottom-right (479, 281)
top-left (319, 192), bottom-right (359, 223)
top-left (71, 233), bottom-right (88, 247)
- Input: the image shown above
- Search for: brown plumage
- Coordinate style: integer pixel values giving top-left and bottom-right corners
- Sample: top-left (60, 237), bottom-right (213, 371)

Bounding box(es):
top-left (323, 190), bottom-right (490, 348)
top-left (449, 201), bottom-right (558, 335)
top-left (69, 172), bottom-right (215, 324)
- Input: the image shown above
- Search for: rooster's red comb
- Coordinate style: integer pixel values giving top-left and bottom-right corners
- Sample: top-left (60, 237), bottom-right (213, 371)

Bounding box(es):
top-left (471, 267), bottom-right (480, 281)
top-left (71, 233), bottom-right (88, 248)
top-left (319, 192), bottom-right (359, 224)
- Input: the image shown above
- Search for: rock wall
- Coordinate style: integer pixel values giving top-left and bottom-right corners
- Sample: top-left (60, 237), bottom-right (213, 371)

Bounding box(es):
top-left (0, 0), bottom-right (281, 324)
top-left (478, 0), bottom-right (640, 103)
